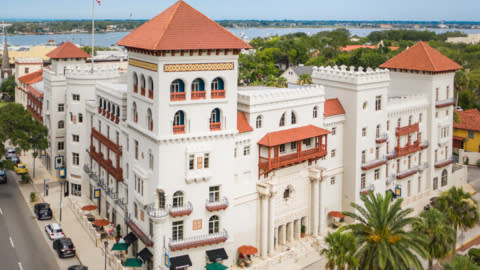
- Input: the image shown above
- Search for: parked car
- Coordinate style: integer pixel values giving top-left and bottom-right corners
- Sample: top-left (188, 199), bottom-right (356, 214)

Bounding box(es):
top-left (45, 223), bottom-right (65, 240)
top-left (14, 163), bottom-right (28, 174)
top-left (9, 155), bottom-right (20, 164)
top-left (68, 265), bottom-right (88, 270)
top-left (34, 203), bottom-right (53, 220)
top-left (52, 238), bottom-right (76, 258)
top-left (5, 148), bottom-right (15, 158)
top-left (0, 170), bottom-right (6, 184)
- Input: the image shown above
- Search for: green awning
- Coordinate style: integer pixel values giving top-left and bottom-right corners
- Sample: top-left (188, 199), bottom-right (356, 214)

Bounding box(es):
top-left (124, 258), bottom-right (143, 267)
top-left (205, 262), bottom-right (228, 270)
top-left (111, 243), bottom-right (129, 251)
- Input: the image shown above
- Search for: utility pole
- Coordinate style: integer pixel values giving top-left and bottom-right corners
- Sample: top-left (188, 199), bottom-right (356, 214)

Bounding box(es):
top-left (59, 180), bottom-right (63, 222)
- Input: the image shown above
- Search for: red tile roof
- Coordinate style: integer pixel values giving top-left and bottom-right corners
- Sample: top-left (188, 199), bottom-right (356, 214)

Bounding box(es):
top-left (454, 109), bottom-right (480, 132)
top-left (324, 98), bottom-right (345, 117)
top-left (380, 42), bottom-right (462, 72)
top-left (258, 125), bottom-right (330, 147)
top-left (18, 70), bottom-right (43, 85)
top-left (117, 1), bottom-right (251, 51)
top-left (46, 41), bottom-right (91, 59)
top-left (27, 85), bottom-right (43, 99)
top-left (237, 112), bottom-right (253, 133)
top-left (340, 45), bottom-right (400, 52)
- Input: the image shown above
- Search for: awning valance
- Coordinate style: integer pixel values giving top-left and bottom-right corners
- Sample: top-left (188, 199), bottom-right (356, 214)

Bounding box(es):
top-left (137, 248), bottom-right (153, 263)
top-left (205, 262), bottom-right (228, 270)
top-left (170, 255), bottom-right (192, 270)
top-left (124, 232), bottom-right (138, 246)
top-left (124, 258), bottom-right (142, 267)
top-left (453, 136), bottom-right (465, 142)
top-left (328, 211), bottom-right (345, 218)
top-left (206, 248), bottom-right (228, 262)
top-left (126, 219), bottom-right (154, 247)
top-left (111, 242), bottom-right (129, 251)
top-left (258, 125), bottom-right (329, 147)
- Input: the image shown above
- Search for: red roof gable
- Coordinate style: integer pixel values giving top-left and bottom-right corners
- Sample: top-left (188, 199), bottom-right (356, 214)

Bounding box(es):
top-left (454, 109), bottom-right (480, 132)
top-left (18, 70), bottom-right (43, 85)
top-left (117, 1), bottom-right (251, 51)
top-left (46, 41), bottom-right (91, 59)
top-left (380, 42), bottom-right (462, 72)
top-left (341, 45), bottom-right (399, 52)
top-left (237, 112), bottom-right (253, 133)
top-left (258, 125), bottom-right (330, 147)
top-left (27, 85), bottom-right (43, 99)
top-left (324, 98), bottom-right (345, 117)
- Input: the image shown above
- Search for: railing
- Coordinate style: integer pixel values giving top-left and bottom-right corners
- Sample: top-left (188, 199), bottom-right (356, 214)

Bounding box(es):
top-left (210, 122), bottom-right (221, 131)
top-left (169, 202), bottom-right (193, 217)
top-left (418, 162), bottom-right (429, 171)
top-left (140, 87), bottom-right (145, 96)
top-left (98, 179), bottom-right (106, 189)
top-left (361, 156), bottom-right (387, 170)
top-left (191, 91), bottom-right (206, 99)
top-left (396, 123), bottom-right (419, 136)
top-left (133, 84), bottom-right (138, 93)
top-left (106, 188), bottom-right (118, 200)
top-left (148, 89), bottom-right (153, 99)
top-left (169, 229), bottom-right (228, 251)
top-left (386, 174), bottom-right (397, 185)
top-left (205, 197), bottom-right (229, 212)
top-left (420, 140), bottom-right (429, 149)
top-left (173, 125), bottom-right (185, 134)
top-left (115, 198), bottom-right (127, 211)
top-left (360, 185), bottom-right (375, 196)
top-left (91, 128), bottom-right (122, 155)
top-left (436, 98), bottom-right (455, 108)
top-left (211, 90), bottom-right (226, 99)
top-left (375, 133), bottom-right (388, 143)
top-left (259, 145), bottom-right (328, 174)
top-left (395, 140), bottom-right (420, 157)
top-left (83, 164), bottom-right (91, 174)
top-left (396, 166), bottom-right (419, 180)
top-left (146, 203), bottom-right (169, 219)
top-left (89, 145), bottom-right (123, 181)
top-left (170, 92), bottom-right (186, 101)
top-left (89, 172), bottom-right (99, 183)
top-left (434, 156), bottom-right (455, 168)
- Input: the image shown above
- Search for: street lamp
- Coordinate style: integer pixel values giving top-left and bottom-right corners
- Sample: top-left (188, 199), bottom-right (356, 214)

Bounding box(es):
top-left (104, 240), bottom-right (109, 270)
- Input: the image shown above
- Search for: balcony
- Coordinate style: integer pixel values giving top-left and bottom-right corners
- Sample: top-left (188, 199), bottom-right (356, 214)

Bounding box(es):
top-left (386, 174), bottom-right (397, 185)
top-left (375, 133), bottom-right (388, 144)
top-left (436, 98), bottom-right (455, 108)
top-left (418, 162), bottom-right (429, 171)
top-left (83, 164), bottom-right (91, 174)
top-left (173, 125), bottom-right (185, 134)
top-left (146, 203), bottom-right (169, 219)
top-left (140, 87), bottom-right (146, 96)
top-left (360, 185), bottom-right (375, 196)
top-left (133, 84), bottom-right (138, 93)
top-left (115, 198), bottom-right (127, 211)
top-left (434, 156), bottom-right (454, 168)
top-left (191, 91), bottom-right (206, 100)
top-left (170, 92), bottom-right (186, 101)
top-left (210, 122), bottom-right (221, 131)
top-left (396, 167), bottom-right (419, 180)
top-left (89, 146), bottom-right (123, 181)
top-left (211, 90), bottom-right (226, 99)
top-left (205, 197), bottom-right (229, 212)
top-left (89, 172), bottom-right (99, 184)
top-left (98, 179), bottom-right (106, 190)
top-left (148, 89), bottom-right (153, 99)
top-left (420, 140), bottom-right (429, 150)
top-left (169, 229), bottom-right (228, 251)
top-left (396, 123), bottom-right (419, 136)
top-left (169, 202), bottom-right (193, 218)
top-left (260, 145), bottom-right (328, 175)
top-left (106, 187), bottom-right (118, 200)
top-left (361, 157), bottom-right (387, 170)
top-left (395, 140), bottom-right (420, 158)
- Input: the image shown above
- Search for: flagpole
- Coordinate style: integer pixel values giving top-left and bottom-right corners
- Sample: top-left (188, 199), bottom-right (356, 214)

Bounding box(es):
top-left (91, 0), bottom-right (95, 73)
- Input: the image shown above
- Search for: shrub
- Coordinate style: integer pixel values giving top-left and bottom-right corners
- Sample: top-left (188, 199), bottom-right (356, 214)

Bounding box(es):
top-left (464, 157), bottom-right (469, 165)
top-left (468, 248), bottom-right (480, 264)
top-left (21, 174), bottom-right (31, 183)
top-left (477, 159), bottom-right (480, 168)
top-left (30, 192), bottom-right (36, 202)
top-left (301, 224), bottom-right (306, 234)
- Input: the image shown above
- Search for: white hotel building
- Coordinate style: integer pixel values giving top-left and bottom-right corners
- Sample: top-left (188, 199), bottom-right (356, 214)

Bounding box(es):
top-left (18, 1), bottom-right (467, 269)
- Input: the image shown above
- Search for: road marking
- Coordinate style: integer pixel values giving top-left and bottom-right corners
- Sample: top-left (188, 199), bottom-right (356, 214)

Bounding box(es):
top-left (18, 262), bottom-right (23, 270)
top-left (0, 207), bottom-right (3, 215)
top-left (9, 237), bottom-right (14, 248)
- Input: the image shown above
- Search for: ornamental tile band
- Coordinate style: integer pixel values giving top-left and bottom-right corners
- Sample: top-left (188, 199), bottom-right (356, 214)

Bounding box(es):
top-left (164, 62), bottom-right (234, 72)
top-left (129, 59), bottom-right (158, 72)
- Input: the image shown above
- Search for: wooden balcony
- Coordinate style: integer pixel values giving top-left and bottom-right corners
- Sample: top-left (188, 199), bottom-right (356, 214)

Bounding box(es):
top-left (89, 146), bottom-right (123, 181)
top-left (91, 128), bottom-right (122, 155)
top-left (211, 90), bottom-right (226, 99)
top-left (170, 92), bottom-right (186, 101)
top-left (259, 145), bottom-right (327, 175)
top-left (133, 84), bottom-right (138, 93)
top-left (205, 197), bottom-right (229, 212)
top-left (191, 91), bottom-right (206, 100)
top-left (375, 133), bottom-right (388, 144)
top-left (140, 87), bottom-right (145, 96)
top-left (169, 229), bottom-right (228, 251)
top-left (396, 123), bottom-right (419, 136)
top-left (210, 122), bottom-right (221, 131)
top-left (148, 89), bottom-right (153, 99)
top-left (173, 125), bottom-right (185, 134)
top-left (395, 140), bottom-right (420, 158)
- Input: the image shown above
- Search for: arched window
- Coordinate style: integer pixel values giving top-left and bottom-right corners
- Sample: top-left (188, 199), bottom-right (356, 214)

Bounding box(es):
top-left (409, 115), bottom-right (413, 125)
top-left (441, 169), bottom-right (448, 187)
top-left (291, 111), bottom-right (297, 125)
top-left (103, 99), bottom-right (106, 109)
top-left (140, 74), bottom-right (146, 89)
top-left (132, 102), bottom-right (138, 123)
top-left (157, 190), bottom-right (165, 209)
top-left (279, 112), bottom-right (286, 127)
top-left (173, 111), bottom-right (185, 134)
top-left (376, 124), bottom-right (380, 138)
top-left (134, 202), bottom-right (138, 219)
top-left (211, 77), bottom-right (224, 90)
top-left (256, 115), bottom-right (262, 129)
top-left (148, 77), bottom-right (154, 99)
top-left (170, 79), bottom-right (185, 101)
top-left (147, 108), bottom-right (153, 131)
top-left (192, 78), bottom-right (205, 91)
top-left (173, 191), bottom-right (184, 207)
top-left (58, 120), bottom-right (64, 129)
top-left (98, 98), bottom-right (102, 108)
top-left (210, 108), bottom-right (221, 131)
top-left (208, 215), bottom-right (219, 234)
top-left (107, 102), bottom-right (111, 113)
top-left (313, 106), bottom-right (318, 118)
top-left (397, 118), bottom-right (401, 127)
top-left (133, 72), bottom-right (138, 93)
top-left (116, 106), bottom-right (120, 117)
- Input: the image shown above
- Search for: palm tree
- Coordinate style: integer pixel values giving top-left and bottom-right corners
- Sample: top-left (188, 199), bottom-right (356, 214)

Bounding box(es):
top-left (435, 187), bottom-right (479, 252)
top-left (413, 208), bottom-right (456, 270)
top-left (297, 73), bottom-right (312, 85)
top-left (443, 255), bottom-right (480, 270)
top-left (341, 192), bottom-right (428, 270)
top-left (320, 231), bottom-right (358, 270)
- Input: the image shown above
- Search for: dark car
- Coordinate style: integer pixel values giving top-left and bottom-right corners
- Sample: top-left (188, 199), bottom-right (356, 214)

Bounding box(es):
top-left (9, 155), bottom-right (20, 164)
top-left (0, 170), bottom-right (6, 184)
top-left (34, 203), bottom-right (53, 220)
top-left (53, 238), bottom-right (76, 258)
top-left (68, 265), bottom-right (88, 270)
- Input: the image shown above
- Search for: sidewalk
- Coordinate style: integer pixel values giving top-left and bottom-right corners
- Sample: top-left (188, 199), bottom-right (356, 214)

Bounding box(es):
top-left (19, 151), bottom-right (106, 270)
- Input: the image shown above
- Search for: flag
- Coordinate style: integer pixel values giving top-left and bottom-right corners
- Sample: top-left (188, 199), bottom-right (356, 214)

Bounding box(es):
top-left (96, 0), bottom-right (101, 5)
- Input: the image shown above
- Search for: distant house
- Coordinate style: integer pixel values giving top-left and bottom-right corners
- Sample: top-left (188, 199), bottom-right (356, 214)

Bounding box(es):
top-left (453, 109), bottom-right (480, 152)
top-left (281, 65), bottom-right (314, 84)
top-left (340, 44), bottom-right (400, 52)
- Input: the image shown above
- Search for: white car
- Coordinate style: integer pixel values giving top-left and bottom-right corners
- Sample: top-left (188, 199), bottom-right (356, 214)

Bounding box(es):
top-left (45, 223), bottom-right (64, 240)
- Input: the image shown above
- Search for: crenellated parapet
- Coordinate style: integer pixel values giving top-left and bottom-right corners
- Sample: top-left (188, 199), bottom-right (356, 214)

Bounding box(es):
top-left (237, 85), bottom-right (325, 106)
top-left (312, 65), bottom-right (390, 85)
top-left (64, 64), bottom-right (122, 78)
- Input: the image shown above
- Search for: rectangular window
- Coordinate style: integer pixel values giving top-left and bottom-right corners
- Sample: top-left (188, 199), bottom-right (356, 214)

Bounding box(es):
top-left (24, 67), bottom-right (29, 73)
top-left (149, 153), bottom-right (154, 170)
top-left (374, 169), bottom-right (380, 180)
top-left (72, 153), bottom-right (79, 165)
top-left (408, 155), bottom-right (411, 169)
top-left (78, 113), bottom-right (83, 123)
top-left (362, 127), bottom-right (367, 137)
top-left (361, 173), bottom-right (366, 189)
top-left (375, 147), bottom-right (379, 160)
top-left (291, 142), bottom-right (297, 150)
top-left (436, 88), bottom-right (439, 101)
top-left (279, 144), bottom-right (285, 153)
top-left (446, 86), bottom-right (450, 99)
top-left (204, 153), bottom-right (209, 169)
top-left (243, 146), bottom-right (250, 156)
top-left (116, 132), bottom-right (119, 145)
top-left (58, 103), bottom-right (64, 112)
top-left (375, 95), bottom-right (382, 111)
top-left (407, 180), bottom-right (411, 197)
top-left (330, 177), bottom-right (336, 185)
top-left (396, 159), bottom-right (400, 173)
top-left (172, 221), bottom-right (184, 241)
top-left (469, 131), bottom-right (474, 138)
top-left (73, 135), bottom-right (79, 142)
top-left (303, 138), bottom-right (311, 146)
top-left (361, 150), bottom-right (366, 164)
top-left (386, 121), bottom-right (390, 131)
top-left (433, 177), bottom-right (438, 190)
top-left (331, 127), bottom-right (336, 135)
top-left (209, 186), bottom-right (220, 202)
top-left (331, 149), bottom-right (336, 158)
top-left (418, 176), bottom-right (422, 193)
top-left (72, 94), bottom-right (80, 101)
top-left (234, 148), bottom-right (237, 158)
top-left (189, 155), bottom-right (195, 170)
top-left (135, 140), bottom-right (139, 160)
top-left (196, 157), bottom-right (203, 169)
top-left (58, 142), bottom-right (64, 150)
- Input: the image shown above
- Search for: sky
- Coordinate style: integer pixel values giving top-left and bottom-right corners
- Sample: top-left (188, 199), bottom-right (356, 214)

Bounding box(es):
top-left (1, 0), bottom-right (479, 21)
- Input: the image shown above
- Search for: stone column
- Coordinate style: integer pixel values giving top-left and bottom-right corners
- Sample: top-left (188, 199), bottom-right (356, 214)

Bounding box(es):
top-left (274, 227), bottom-right (278, 249)
top-left (261, 195), bottom-right (268, 258)
top-left (294, 219), bottom-right (301, 240)
top-left (268, 194), bottom-right (275, 255)
top-left (312, 179), bottom-right (319, 236)
top-left (319, 179), bottom-right (326, 235)
top-left (288, 222), bottom-right (294, 242)
top-left (279, 225), bottom-right (285, 245)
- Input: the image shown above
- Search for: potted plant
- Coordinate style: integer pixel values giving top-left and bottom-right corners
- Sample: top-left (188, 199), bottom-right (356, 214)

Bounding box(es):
top-left (115, 224), bottom-right (121, 242)
top-left (301, 224), bottom-right (306, 238)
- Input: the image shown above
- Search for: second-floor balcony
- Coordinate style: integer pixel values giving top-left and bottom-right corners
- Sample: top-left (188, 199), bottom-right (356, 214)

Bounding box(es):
top-left (106, 187), bottom-right (118, 200)
top-left (375, 133), bottom-right (388, 144)
top-left (396, 123), bottom-right (419, 137)
top-left (83, 164), bottom-right (91, 174)
top-left (115, 198), bottom-right (127, 211)
top-left (169, 202), bottom-right (193, 218)
top-left (436, 98), bottom-right (455, 108)
top-left (173, 125), bottom-right (185, 134)
top-left (396, 167), bottom-right (419, 180)
top-left (191, 91), bottom-right (206, 100)
top-left (210, 122), bottom-right (221, 131)
top-left (146, 203), bottom-right (169, 219)
top-left (89, 146), bottom-right (123, 181)
top-left (434, 156), bottom-right (454, 168)
top-left (361, 156), bottom-right (387, 170)
top-left (211, 90), bottom-right (225, 99)
top-left (418, 162), bottom-right (429, 171)
top-left (98, 179), bottom-right (106, 189)
top-left (169, 229), bottom-right (228, 252)
top-left (170, 92), bottom-right (186, 101)
top-left (205, 197), bottom-right (229, 212)
top-left (395, 140), bottom-right (420, 158)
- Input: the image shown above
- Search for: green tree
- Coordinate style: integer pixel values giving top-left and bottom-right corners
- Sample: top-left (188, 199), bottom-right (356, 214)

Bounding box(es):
top-left (297, 74), bottom-right (312, 85)
top-left (320, 231), bottom-right (359, 270)
top-left (0, 74), bottom-right (15, 99)
top-left (435, 187), bottom-right (480, 253)
top-left (443, 255), bottom-right (480, 270)
top-left (342, 192), bottom-right (428, 270)
top-left (413, 208), bottom-right (456, 270)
